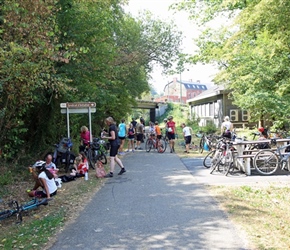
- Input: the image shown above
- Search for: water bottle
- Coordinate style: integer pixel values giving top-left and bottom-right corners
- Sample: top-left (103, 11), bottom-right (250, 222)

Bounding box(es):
top-left (85, 171), bottom-right (88, 181)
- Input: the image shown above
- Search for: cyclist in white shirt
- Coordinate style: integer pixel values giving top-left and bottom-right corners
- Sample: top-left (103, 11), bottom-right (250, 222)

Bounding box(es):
top-left (221, 116), bottom-right (234, 138)
top-left (181, 123), bottom-right (192, 153)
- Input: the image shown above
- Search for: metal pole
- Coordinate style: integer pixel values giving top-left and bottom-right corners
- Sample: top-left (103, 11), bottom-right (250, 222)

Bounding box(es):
top-left (180, 72), bottom-right (182, 103)
top-left (88, 106), bottom-right (92, 141)
top-left (66, 107), bottom-right (70, 138)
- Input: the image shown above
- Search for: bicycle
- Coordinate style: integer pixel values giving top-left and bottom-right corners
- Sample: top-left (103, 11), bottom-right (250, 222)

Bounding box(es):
top-left (52, 137), bottom-right (75, 172)
top-left (253, 139), bottom-right (290, 175)
top-left (197, 132), bottom-right (218, 154)
top-left (145, 134), bottom-right (167, 153)
top-left (209, 138), bottom-right (236, 176)
top-left (0, 197), bottom-right (52, 223)
top-left (203, 137), bottom-right (224, 168)
top-left (85, 138), bottom-right (107, 169)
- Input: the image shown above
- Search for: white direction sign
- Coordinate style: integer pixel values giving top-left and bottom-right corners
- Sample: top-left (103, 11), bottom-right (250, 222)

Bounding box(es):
top-left (61, 108), bottom-right (96, 114)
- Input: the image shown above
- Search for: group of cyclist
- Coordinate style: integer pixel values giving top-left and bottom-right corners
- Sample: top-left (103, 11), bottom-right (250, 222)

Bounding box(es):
top-left (27, 113), bottom-right (203, 197)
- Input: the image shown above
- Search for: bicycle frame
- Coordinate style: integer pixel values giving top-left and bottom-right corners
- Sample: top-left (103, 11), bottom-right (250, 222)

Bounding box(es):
top-left (0, 198), bottom-right (49, 223)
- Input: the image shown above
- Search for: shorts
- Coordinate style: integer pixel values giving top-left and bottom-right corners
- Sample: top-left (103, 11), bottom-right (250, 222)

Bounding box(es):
top-left (128, 137), bottom-right (134, 140)
top-left (34, 190), bottom-right (57, 198)
top-left (110, 145), bottom-right (119, 157)
top-left (136, 133), bottom-right (143, 141)
top-left (167, 133), bottom-right (175, 140)
top-left (185, 135), bottom-right (192, 144)
top-left (157, 135), bottom-right (162, 140)
top-left (118, 136), bottom-right (125, 140)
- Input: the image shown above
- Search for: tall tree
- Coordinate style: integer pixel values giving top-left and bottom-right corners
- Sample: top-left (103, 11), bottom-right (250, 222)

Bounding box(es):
top-left (175, 0), bottom-right (290, 127)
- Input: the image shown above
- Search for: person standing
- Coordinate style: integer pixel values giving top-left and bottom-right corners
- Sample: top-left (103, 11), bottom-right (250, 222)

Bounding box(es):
top-left (135, 121), bottom-right (144, 150)
top-left (181, 123), bottom-right (192, 154)
top-left (102, 117), bottom-right (126, 178)
top-left (79, 126), bottom-right (91, 152)
top-left (126, 123), bottom-right (135, 152)
top-left (221, 116), bottom-right (234, 138)
top-left (166, 116), bottom-right (176, 153)
top-left (118, 119), bottom-right (127, 155)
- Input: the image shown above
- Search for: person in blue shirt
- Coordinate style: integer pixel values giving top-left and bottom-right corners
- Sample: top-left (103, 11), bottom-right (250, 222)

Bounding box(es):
top-left (118, 119), bottom-right (127, 155)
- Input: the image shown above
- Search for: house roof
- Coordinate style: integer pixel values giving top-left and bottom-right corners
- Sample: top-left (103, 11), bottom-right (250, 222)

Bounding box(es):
top-left (164, 80), bottom-right (208, 92)
top-left (186, 85), bottom-right (226, 103)
top-left (180, 81), bottom-right (208, 90)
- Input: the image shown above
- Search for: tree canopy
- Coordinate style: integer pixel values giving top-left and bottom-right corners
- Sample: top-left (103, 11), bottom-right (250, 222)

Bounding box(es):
top-left (0, 0), bottom-right (183, 161)
top-left (174, 0), bottom-right (290, 128)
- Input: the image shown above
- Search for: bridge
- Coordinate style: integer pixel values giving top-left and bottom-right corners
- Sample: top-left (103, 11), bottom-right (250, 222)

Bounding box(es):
top-left (135, 100), bottom-right (167, 122)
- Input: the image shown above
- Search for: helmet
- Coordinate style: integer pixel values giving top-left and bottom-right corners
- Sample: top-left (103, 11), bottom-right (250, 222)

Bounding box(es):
top-left (168, 116), bottom-right (173, 120)
top-left (32, 160), bottom-right (46, 168)
top-left (258, 127), bottom-right (265, 133)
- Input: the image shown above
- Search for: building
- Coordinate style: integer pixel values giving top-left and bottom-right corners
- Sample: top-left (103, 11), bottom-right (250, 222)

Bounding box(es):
top-left (187, 85), bottom-right (255, 129)
top-left (155, 78), bottom-right (208, 103)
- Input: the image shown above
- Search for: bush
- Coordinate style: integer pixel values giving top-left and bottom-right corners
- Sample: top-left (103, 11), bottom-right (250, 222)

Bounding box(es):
top-left (198, 121), bottom-right (217, 134)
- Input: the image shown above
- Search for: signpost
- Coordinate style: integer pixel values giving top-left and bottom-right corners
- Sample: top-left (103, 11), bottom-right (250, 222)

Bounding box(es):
top-left (60, 102), bottom-right (96, 140)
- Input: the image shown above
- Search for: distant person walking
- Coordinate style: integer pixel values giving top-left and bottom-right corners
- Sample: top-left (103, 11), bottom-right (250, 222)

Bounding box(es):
top-left (221, 116), bottom-right (233, 138)
top-left (102, 117), bottom-right (126, 178)
top-left (181, 123), bottom-right (192, 154)
top-left (118, 119), bottom-right (127, 155)
top-left (166, 116), bottom-right (176, 153)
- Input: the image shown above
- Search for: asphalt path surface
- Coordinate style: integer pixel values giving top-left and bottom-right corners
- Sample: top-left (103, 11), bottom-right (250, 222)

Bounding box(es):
top-left (48, 147), bottom-right (289, 250)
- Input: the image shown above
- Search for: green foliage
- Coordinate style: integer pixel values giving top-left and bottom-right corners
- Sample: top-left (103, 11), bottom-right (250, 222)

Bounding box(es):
top-left (176, 0), bottom-right (290, 125)
top-left (0, 168), bottom-right (12, 186)
top-left (0, 0), bottom-right (184, 163)
top-left (198, 120), bottom-right (218, 134)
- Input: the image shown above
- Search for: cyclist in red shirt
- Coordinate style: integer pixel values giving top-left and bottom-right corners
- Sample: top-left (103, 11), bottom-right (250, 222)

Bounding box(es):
top-left (166, 116), bottom-right (176, 153)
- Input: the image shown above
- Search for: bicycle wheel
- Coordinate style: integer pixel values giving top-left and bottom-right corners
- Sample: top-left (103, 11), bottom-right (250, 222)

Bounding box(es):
top-left (0, 210), bottom-right (14, 221)
top-left (210, 151), bottom-right (223, 174)
top-left (199, 137), bottom-right (205, 153)
top-left (253, 150), bottom-right (279, 175)
top-left (87, 148), bottom-right (95, 169)
top-left (97, 151), bottom-right (107, 165)
top-left (157, 138), bottom-right (167, 153)
top-left (145, 139), bottom-right (153, 152)
top-left (222, 151), bottom-right (233, 176)
top-left (203, 150), bottom-right (215, 168)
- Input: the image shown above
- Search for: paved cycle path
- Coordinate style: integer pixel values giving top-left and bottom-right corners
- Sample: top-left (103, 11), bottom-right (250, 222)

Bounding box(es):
top-left (48, 150), bottom-right (250, 250)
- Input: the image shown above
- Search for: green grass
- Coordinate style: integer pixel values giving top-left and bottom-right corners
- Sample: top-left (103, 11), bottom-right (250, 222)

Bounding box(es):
top-left (0, 210), bottom-right (65, 250)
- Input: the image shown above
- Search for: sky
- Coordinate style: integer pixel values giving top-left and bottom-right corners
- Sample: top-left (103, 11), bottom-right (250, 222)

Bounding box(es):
top-left (125, 0), bottom-right (218, 94)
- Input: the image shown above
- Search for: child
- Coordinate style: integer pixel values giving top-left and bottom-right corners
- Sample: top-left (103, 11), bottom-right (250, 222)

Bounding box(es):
top-left (127, 123), bottom-right (135, 152)
top-left (71, 156), bottom-right (88, 177)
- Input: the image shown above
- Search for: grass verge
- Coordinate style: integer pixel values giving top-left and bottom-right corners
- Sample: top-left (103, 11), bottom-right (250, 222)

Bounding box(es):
top-left (0, 168), bottom-right (107, 250)
top-left (208, 184), bottom-right (290, 250)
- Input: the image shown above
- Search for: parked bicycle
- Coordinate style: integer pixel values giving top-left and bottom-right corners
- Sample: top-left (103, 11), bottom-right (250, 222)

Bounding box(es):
top-left (197, 132), bottom-right (219, 154)
top-left (52, 137), bottom-right (75, 172)
top-left (84, 138), bottom-right (108, 169)
top-left (0, 197), bottom-right (52, 223)
top-left (145, 134), bottom-right (167, 153)
top-left (207, 138), bottom-right (237, 176)
top-left (253, 139), bottom-right (290, 175)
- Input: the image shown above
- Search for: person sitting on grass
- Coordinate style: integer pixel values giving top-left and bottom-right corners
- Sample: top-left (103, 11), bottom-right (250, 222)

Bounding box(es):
top-left (70, 156), bottom-right (88, 177)
top-left (27, 161), bottom-right (57, 199)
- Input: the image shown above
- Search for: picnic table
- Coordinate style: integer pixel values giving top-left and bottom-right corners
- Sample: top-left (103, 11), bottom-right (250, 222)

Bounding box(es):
top-left (233, 138), bottom-right (290, 175)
